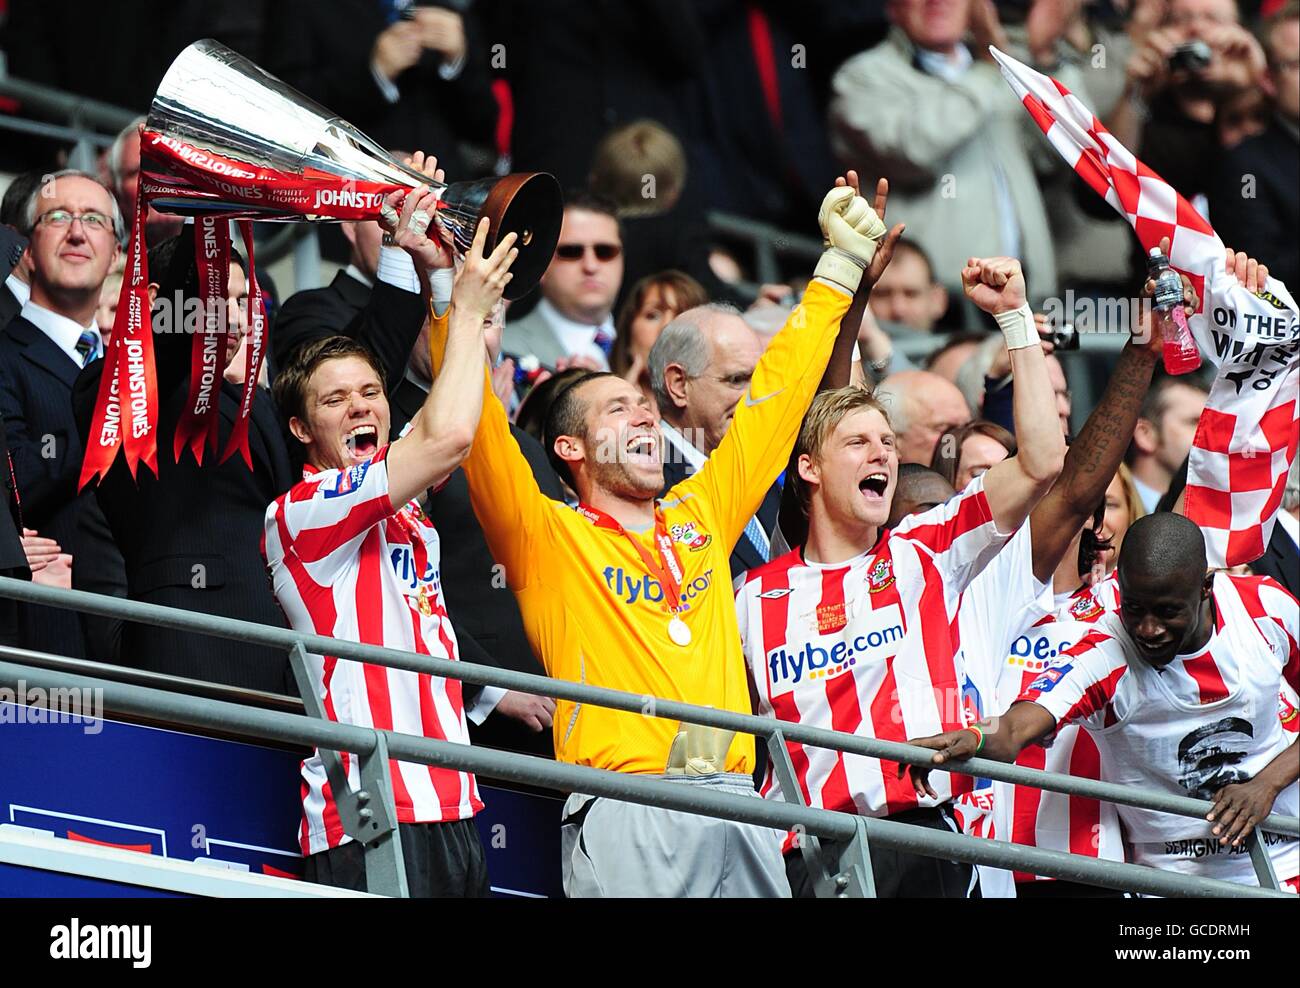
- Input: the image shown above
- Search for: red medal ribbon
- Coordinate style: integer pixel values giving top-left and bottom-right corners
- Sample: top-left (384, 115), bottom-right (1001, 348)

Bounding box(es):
top-left (219, 221), bottom-right (268, 468)
top-left (173, 216), bottom-right (231, 464)
top-left (577, 503), bottom-right (685, 613)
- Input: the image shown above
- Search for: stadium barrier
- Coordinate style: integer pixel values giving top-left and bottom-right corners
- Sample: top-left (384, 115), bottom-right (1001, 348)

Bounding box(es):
top-left (1, 577), bottom-right (1294, 899)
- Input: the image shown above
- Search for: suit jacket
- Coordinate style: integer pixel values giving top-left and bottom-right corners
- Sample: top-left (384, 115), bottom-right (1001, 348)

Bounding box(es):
top-left (74, 365), bottom-right (294, 693)
top-left (272, 270), bottom-right (426, 391)
top-left (1250, 524), bottom-right (1300, 600)
top-left (70, 272), bottom-right (426, 693)
top-left (390, 377), bottom-right (566, 755)
top-left (0, 283), bottom-right (21, 332)
top-left (1211, 121), bottom-right (1300, 292)
top-left (661, 449), bottom-right (780, 580)
top-left (500, 305), bottom-right (575, 370)
top-left (0, 316), bottom-right (126, 658)
top-left (261, 0), bottom-right (497, 181)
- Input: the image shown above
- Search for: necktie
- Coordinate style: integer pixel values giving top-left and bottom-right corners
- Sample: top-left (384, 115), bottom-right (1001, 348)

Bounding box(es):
top-left (593, 326), bottom-right (614, 358)
top-left (743, 514), bottom-right (770, 564)
top-left (74, 330), bottom-right (100, 367)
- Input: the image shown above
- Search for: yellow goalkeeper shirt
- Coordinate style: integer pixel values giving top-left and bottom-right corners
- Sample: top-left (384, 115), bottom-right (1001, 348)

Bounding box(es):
top-left (430, 280), bottom-right (851, 774)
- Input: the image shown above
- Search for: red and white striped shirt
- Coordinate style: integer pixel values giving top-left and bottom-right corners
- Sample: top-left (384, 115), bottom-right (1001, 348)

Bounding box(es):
top-left (263, 446), bottom-right (481, 855)
top-left (737, 476), bottom-right (1010, 834)
top-left (1019, 573), bottom-right (1300, 886)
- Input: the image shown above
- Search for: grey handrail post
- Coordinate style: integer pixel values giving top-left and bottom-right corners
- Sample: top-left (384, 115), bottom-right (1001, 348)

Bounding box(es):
top-left (768, 727), bottom-right (877, 898)
top-left (287, 642), bottom-right (408, 897)
top-left (1248, 827), bottom-right (1280, 890)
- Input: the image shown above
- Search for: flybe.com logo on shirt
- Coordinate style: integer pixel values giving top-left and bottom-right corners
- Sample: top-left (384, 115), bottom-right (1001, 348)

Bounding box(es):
top-left (602, 566), bottom-right (715, 609)
top-left (765, 604), bottom-right (905, 696)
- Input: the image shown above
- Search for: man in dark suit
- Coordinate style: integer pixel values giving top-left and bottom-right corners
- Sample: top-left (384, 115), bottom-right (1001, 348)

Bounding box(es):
top-left (73, 179), bottom-right (436, 692)
top-left (0, 170), bottom-right (127, 659)
top-left (1210, 5), bottom-right (1300, 291)
top-left (648, 303), bottom-right (778, 579)
top-left (1, 175), bottom-right (43, 332)
top-left (272, 213), bottom-right (422, 379)
top-left (391, 300), bottom-right (564, 755)
top-left (0, 222), bottom-right (33, 646)
top-left (262, 0), bottom-right (497, 182)
top-left (1251, 458), bottom-right (1300, 598)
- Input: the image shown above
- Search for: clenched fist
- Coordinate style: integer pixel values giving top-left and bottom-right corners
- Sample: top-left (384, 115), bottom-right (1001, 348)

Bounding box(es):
top-left (961, 256), bottom-right (1027, 316)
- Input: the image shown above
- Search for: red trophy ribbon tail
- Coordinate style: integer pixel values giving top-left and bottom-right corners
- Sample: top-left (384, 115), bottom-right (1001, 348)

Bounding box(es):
top-left (79, 187), bottom-right (151, 489)
top-left (174, 216), bottom-right (231, 464)
top-left (219, 221), bottom-right (268, 469)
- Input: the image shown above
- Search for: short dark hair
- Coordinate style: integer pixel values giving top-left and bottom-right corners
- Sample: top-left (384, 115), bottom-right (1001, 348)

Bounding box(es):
top-left (564, 188), bottom-right (622, 228)
top-left (1, 171), bottom-right (45, 233)
top-left (1118, 512), bottom-right (1207, 586)
top-left (542, 370), bottom-right (615, 489)
top-left (273, 335), bottom-right (387, 432)
top-left (892, 238), bottom-right (936, 283)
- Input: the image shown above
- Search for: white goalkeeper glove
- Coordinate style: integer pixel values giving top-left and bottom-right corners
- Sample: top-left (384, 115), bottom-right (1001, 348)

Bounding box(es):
top-left (813, 186), bottom-right (887, 295)
top-left (665, 722), bottom-right (737, 776)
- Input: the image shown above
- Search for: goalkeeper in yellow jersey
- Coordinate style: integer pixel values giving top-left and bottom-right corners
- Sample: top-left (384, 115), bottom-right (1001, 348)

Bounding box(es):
top-left (429, 177), bottom-right (901, 896)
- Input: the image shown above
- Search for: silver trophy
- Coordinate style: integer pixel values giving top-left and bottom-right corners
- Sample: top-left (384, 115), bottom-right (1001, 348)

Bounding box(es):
top-left (143, 39), bottom-right (562, 298)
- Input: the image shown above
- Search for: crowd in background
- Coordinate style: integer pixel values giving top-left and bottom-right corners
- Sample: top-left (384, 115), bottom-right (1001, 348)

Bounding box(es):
top-left (0, 0), bottom-right (1297, 896)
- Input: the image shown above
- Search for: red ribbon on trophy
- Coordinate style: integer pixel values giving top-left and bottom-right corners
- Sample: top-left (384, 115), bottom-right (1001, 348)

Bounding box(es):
top-left (76, 38), bottom-right (560, 490)
top-left (172, 214), bottom-right (230, 465)
top-left (79, 188), bottom-right (159, 488)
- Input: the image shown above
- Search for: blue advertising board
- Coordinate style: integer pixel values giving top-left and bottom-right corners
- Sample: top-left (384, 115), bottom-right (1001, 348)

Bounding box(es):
top-left (0, 702), bottom-right (564, 897)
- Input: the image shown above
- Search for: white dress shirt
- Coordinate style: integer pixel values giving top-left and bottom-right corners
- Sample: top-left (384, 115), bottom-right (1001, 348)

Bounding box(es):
top-left (20, 299), bottom-right (100, 366)
top-left (660, 420), bottom-right (706, 477)
top-left (6, 273), bottom-right (31, 308)
top-left (1132, 474), bottom-right (1163, 515)
top-left (536, 298), bottom-right (613, 370)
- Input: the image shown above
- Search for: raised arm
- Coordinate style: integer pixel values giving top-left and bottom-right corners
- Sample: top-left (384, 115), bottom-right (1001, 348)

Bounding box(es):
top-left (385, 218), bottom-right (516, 509)
top-left (777, 173), bottom-right (904, 549)
top-left (963, 257), bottom-right (1066, 533)
top-left (684, 185), bottom-right (894, 549)
top-left (1028, 236), bottom-right (1202, 582)
top-left (426, 236), bottom-right (551, 594)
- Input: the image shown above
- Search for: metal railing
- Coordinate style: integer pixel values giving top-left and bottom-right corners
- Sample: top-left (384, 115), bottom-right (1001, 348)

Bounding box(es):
top-left (0, 577), bottom-right (1293, 899)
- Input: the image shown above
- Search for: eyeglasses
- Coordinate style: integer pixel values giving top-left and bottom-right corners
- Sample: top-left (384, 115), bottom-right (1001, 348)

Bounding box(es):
top-left (34, 209), bottom-right (114, 233)
top-left (554, 242), bottom-right (622, 262)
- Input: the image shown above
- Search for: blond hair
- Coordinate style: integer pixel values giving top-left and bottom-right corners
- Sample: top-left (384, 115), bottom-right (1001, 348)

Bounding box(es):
top-left (589, 120), bottom-right (687, 217)
top-left (792, 386), bottom-right (893, 516)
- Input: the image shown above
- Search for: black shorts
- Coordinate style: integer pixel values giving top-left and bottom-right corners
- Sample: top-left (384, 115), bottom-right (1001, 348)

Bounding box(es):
top-left (303, 818), bottom-right (489, 898)
top-left (785, 805), bottom-right (978, 898)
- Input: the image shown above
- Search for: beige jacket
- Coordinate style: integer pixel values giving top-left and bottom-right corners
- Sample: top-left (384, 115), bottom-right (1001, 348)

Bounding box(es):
top-left (831, 28), bottom-right (1082, 306)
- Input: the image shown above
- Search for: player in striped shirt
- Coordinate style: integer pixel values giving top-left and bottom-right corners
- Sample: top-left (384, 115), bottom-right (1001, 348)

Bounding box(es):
top-left (736, 256), bottom-right (1066, 897)
top-left (909, 513), bottom-right (1300, 890)
top-left (263, 217), bottom-right (518, 896)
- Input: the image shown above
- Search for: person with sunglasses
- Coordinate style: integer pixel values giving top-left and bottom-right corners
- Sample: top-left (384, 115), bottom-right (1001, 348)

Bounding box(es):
top-left (501, 191), bottom-right (624, 373)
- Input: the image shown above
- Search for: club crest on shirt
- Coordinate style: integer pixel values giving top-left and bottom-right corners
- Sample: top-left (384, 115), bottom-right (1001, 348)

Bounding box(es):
top-left (867, 557), bottom-right (895, 594)
top-left (816, 601), bottom-right (847, 633)
top-left (1068, 593), bottom-right (1104, 622)
top-left (670, 521), bottom-right (712, 551)
top-left (1281, 692), bottom-right (1299, 733)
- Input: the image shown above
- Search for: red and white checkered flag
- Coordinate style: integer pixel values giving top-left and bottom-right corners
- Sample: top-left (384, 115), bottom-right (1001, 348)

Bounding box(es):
top-left (991, 47), bottom-right (1299, 567)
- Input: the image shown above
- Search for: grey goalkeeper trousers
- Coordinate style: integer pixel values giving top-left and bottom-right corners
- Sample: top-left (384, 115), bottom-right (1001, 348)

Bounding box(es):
top-left (560, 772), bottom-right (790, 898)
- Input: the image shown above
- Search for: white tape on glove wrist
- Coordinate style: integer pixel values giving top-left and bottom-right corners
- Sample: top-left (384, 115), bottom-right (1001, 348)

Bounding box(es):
top-left (995, 303), bottom-right (1038, 350)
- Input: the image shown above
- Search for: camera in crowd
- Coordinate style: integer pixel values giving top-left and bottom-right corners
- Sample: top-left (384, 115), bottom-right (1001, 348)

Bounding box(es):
top-left (1169, 39), bottom-right (1213, 74)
